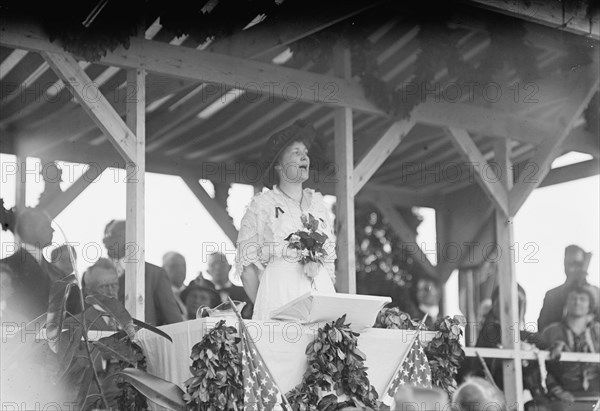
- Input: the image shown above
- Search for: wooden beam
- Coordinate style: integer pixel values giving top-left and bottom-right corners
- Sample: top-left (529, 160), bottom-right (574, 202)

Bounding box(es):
top-left (42, 164), bottom-right (106, 219)
top-left (353, 120), bottom-right (415, 195)
top-left (333, 43), bottom-right (356, 294)
top-left (373, 194), bottom-right (437, 278)
top-left (9, 3), bottom-right (376, 152)
top-left (412, 100), bottom-right (555, 146)
top-left (510, 66), bottom-right (600, 216)
top-left (561, 125), bottom-right (600, 158)
top-left (40, 51), bottom-right (138, 163)
top-left (360, 184), bottom-right (441, 208)
top-left (464, 0), bottom-right (600, 39)
top-left (447, 128), bottom-right (509, 215)
top-left (12, 74), bottom-right (195, 153)
top-left (124, 67), bottom-right (145, 320)
top-left (1, 20), bottom-right (384, 116)
top-left (494, 138), bottom-right (523, 410)
top-left (540, 159), bottom-right (600, 188)
top-left (181, 176), bottom-right (238, 244)
top-left (464, 347), bottom-right (600, 363)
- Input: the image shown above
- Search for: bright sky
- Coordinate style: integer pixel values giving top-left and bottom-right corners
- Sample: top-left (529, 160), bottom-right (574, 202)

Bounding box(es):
top-left (1, 154), bottom-right (598, 329)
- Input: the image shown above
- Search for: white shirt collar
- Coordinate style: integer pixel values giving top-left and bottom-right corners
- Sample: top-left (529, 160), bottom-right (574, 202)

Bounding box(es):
top-left (419, 304), bottom-right (439, 321)
top-left (21, 243), bottom-right (45, 265)
top-left (112, 258), bottom-right (126, 277)
top-left (172, 284), bottom-right (185, 295)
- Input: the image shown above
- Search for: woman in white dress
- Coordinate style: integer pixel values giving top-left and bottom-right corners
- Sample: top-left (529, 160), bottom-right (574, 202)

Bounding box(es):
top-left (236, 120), bottom-right (337, 320)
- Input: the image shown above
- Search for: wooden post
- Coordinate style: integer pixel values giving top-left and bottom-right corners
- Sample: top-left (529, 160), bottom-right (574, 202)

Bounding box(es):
top-left (125, 67), bottom-right (146, 320)
top-left (494, 138), bottom-right (523, 410)
top-left (15, 154), bottom-right (26, 215)
top-left (333, 42), bottom-right (355, 294)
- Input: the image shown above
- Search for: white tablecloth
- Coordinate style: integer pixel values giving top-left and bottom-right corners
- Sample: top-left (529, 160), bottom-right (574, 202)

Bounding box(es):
top-left (136, 318), bottom-right (436, 397)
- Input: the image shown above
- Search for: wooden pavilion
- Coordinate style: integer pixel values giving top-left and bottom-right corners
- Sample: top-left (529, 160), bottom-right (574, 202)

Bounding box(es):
top-left (1, 1), bottom-right (599, 408)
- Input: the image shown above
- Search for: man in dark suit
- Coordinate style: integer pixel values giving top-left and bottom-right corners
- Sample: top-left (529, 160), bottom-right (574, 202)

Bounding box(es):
top-left (538, 245), bottom-right (600, 332)
top-left (206, 252), bottom-right (253, 319)
top-left (103, 220), bottom-right (182, 326)
top-left (1, 208), bottom-right (57, 323)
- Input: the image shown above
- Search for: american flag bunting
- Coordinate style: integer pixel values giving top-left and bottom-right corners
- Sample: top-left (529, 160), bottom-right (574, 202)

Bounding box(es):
top-left (240, 323), bottom-right (290, 411)
top-left (382, 335), bottom-right (432, 406)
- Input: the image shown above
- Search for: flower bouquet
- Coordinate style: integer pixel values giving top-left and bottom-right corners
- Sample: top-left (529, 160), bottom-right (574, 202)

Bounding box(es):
top-left (285, 213), bottom-right (329, 284)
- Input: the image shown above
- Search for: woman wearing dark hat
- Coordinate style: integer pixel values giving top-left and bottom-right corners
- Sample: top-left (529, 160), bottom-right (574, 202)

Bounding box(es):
top-left (235, 120), bottom-right (336, 320)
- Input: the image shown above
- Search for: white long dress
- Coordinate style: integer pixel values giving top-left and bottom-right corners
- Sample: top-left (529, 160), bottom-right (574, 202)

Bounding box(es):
top-left (235, 186), bottom-right (337, 320)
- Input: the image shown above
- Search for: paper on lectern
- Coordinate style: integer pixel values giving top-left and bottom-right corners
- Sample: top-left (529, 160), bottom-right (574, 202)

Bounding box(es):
top-left (270, 291), bottom-right (391, 329)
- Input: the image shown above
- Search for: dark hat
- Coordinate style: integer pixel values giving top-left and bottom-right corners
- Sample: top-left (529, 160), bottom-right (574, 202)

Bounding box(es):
top-left (180, 282), bottom-right (220, 305)
top-left (261, 119), bottom-right (316, 188)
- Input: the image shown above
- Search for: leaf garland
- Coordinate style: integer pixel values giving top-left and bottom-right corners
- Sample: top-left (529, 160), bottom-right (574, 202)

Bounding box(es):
top-left (373, 307), bottom-right (420, 330)
top-left (290, 11), bottom-right (541, 121)
top-left (424, 315), bottom-right (466, 395)
top-left (374, 308), bottom-right (467, 396)
top-left (286, 315), bottom-right (379, 410)
top-left (183, 320), bottom-right (244, 411)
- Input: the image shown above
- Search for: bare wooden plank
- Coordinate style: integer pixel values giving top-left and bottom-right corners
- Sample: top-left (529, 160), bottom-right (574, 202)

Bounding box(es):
top-left (361, 184), bottom-right (440, 208)
top-left (333, 43), bottom-right (356, 294)
top-left (447, 128), bottom-right (509, 215)
top-left (41, 51), bottom-right (137, 163)
top-left (353, 120), bottom-right (415, 195)
top-left (181, 176), bottom-right (238, 244)
top-left (494, 138), bottom-right (523, 410)
top-left (464, 347), bottom-right (600, 363)
top-left (124, 67), bottom-right (146, 320)
top-left (540, 159), bottom-right (600, 188)
top-left (510, 65), bottom-right (600, 215)
top-left (0, 48), bottom-right (27, 80)
top-left (43, 165), bottom-right (106, 219)
top-left (15, 154), bottom-right (26, 216)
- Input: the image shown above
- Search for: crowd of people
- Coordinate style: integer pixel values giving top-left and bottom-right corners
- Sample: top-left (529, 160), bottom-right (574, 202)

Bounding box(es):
top-left (0, 119), bottom-right (597, 410)
top-left (0, 210), bottom-right (254, 328)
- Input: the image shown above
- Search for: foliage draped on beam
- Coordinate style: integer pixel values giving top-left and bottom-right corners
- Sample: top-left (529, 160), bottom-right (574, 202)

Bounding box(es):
top-left (1, 0), bottom-right (343, 62)
top-left (0, 19), bottom-right (382, 116)
top-left (290, 5), bottom-right (540, 120)
top-left (466, 0), bottom-right (600, 39)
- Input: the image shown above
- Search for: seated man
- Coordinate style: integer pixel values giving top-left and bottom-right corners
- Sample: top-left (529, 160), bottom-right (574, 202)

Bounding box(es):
top-left (542, 286), bottom-right (600, 409)
top-left (62, 258), bottom-right (123, 408)
top-left (76, 258), bottom-right (120, 331)
top-left (206, 251), bottom-right (253, 319)
top-left (180, 282), bottom-right (221, 320)
top-left (103, 220), bottom-right (182, 325)
top-left (162, 251), bottom-right (187, 319)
